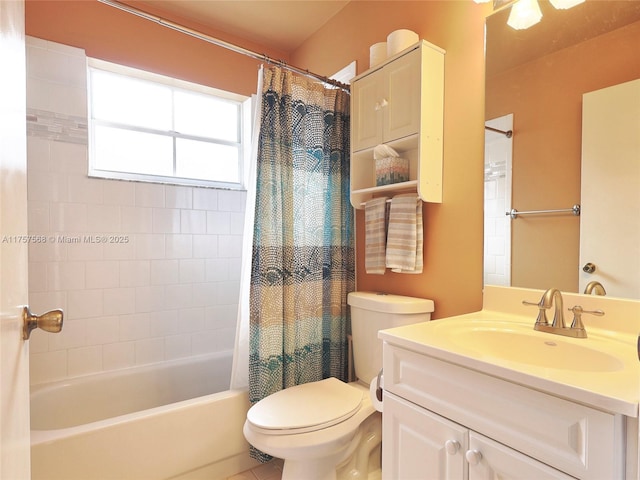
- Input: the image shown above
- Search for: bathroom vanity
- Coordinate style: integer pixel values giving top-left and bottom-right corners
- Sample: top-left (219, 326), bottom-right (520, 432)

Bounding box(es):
top-left (379, 286), bottom-right (640, 479)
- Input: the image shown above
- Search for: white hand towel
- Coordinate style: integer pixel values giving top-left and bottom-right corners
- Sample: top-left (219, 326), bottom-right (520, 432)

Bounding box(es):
top-left (385, 194), bottom-right (423, 274)
top-left (364, 197), bottom-right (389, 275)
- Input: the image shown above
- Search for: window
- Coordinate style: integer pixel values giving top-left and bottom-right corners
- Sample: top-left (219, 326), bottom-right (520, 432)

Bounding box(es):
top-left (88, 59), bottom-right (249, 189)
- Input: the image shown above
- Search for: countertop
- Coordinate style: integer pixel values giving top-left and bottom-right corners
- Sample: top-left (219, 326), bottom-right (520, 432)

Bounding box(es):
top-left (378, 286), bottom-right (640, 417)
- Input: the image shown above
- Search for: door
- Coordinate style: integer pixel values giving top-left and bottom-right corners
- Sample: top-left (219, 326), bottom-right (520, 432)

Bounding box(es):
top-left (382, 393), bottom-right (466, 480)
top-left (467, 433), bottom-right (574, 480)
top-left (351, 68), bottom-right (383, 151)
top-left (580, 79), bottom-right (640, 298)
top-left (385, 47), bottom-right (420, 142)
top-left (0, 1), bottom-right (31, 478)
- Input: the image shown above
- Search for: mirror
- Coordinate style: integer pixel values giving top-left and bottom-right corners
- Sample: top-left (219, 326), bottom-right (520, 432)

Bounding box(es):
top-left (484, 0), bottom-right (640, 298)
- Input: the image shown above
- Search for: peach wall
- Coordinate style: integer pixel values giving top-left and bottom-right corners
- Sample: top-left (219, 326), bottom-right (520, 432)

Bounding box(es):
top-left (25, 0), bottom-right (290, 96)
top-left (26, 0), bottom-right (489, 319)
top-left (292, 2), bottom-right (489, 318)
top-left (486, 21), bottom-right (640, 292)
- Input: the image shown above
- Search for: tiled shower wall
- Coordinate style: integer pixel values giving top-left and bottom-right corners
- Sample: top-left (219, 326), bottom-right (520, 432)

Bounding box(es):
top-left (26, 37), bottom-right (246, 385)
top-left (483, 114), bottom-right (513, 288)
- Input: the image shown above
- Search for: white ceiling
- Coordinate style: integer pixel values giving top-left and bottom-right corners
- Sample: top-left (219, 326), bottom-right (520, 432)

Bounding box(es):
top-left (136, 1), bottom-right (350, 53)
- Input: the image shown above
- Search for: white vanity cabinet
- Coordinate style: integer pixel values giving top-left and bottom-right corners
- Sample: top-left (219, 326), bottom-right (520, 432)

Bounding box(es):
top-left (350, 40), bottom-right (445, 208)
top-left (384, 393), bottom-right (574, 480)
top-left (381, 343), bottom-right (627, 480)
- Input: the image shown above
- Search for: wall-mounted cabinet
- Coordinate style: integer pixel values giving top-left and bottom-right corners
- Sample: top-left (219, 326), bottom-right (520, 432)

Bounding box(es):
top-left (350, 40), bottom-right (445, 209)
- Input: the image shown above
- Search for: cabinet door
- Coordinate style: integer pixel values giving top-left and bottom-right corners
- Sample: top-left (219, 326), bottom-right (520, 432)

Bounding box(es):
top-left (351, 68), bottom-right (383, 151)
top-left (385, 47), bottom-right (421, 143)
top-left (467, 433), bottom-right (575, 480)
top-left (383, 393), bottom-right (466, 480)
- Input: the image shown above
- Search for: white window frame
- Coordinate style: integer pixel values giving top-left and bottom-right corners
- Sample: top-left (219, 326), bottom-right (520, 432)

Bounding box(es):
top-left (88, 58), bottom-right (250, 190)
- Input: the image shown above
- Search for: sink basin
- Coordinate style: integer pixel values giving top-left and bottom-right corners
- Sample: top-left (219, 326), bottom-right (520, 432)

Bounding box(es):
top-left (432, 321), bottom-right (626, 373)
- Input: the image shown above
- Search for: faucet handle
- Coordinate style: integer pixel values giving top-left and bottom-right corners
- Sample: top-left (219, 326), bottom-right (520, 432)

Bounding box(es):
top-left (523, 299), bottom-right (549, 326)
top-left (568, 305), bottom-right (604, 334)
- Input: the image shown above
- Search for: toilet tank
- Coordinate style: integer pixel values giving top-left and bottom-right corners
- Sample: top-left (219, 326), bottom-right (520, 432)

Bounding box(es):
top-left (347, 292), bottom-right (434, 385)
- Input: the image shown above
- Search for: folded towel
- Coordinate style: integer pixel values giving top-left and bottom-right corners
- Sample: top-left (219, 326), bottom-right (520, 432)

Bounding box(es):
top-left (386, 194), bottom-right (423, 274)
top-left (364, 197), bottom-right (389, 275)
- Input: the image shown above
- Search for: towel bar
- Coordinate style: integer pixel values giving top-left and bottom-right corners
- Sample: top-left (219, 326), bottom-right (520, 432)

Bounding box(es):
top-left (507, 204), bottom-right (580, 219)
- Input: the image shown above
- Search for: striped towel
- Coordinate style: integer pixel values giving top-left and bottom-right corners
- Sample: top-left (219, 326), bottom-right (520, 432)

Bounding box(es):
top-left (386, 194), bottom-right (423, 274)
top-left (364, 197), bottom-right (389, 275)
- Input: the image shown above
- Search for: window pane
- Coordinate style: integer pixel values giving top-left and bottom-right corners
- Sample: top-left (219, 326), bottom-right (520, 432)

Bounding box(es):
top-left (91, 69), bottom-right (172, 130)
top-left (176, 138), bottom-right (239, 183)
top-left (93, 125), bottom-right (174, 177)
top-left (174, 90), bottom-right (239, 141)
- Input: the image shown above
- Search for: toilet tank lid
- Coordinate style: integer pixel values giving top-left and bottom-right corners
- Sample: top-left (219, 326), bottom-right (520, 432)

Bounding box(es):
top-left (347, 292), bottom-right (434, 314)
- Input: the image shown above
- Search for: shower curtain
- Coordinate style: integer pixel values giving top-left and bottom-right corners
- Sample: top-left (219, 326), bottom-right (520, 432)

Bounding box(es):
top-left (230, 70), bottom-right (262, 392)
top-left (248, 65), bottom-right (354, 460)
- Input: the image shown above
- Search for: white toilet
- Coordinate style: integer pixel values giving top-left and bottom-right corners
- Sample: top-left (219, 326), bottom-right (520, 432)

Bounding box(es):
top-left (243, 292), bottom-right (434, 480)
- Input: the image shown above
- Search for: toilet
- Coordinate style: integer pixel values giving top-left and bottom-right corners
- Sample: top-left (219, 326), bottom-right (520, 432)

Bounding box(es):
top-left (243, 292), bottom-right (434, 480)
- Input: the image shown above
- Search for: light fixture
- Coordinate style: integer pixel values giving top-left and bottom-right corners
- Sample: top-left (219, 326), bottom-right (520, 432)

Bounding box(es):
top-left (473, 0), bottom-right (491, 3)
top-left (507, 0), bottom-right (543, 30)
top-left (549, 0), bottom-right (585, 9)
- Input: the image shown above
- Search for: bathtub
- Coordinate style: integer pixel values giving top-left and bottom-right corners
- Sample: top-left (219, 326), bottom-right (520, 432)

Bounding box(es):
top-left (30, 351), bottom-right (259, 480)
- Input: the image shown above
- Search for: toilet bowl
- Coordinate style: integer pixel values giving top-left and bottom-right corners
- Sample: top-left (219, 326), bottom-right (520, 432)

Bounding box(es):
top-left (244, 379), bottom-right (379, 480)
top-left (243, 292), bottom-right (434, 480)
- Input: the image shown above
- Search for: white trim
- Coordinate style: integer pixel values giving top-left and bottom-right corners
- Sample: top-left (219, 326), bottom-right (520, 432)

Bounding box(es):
top-left (87, 58), bottom-right (248, 190)
top-left (331, 61), bottom-right (357, 85)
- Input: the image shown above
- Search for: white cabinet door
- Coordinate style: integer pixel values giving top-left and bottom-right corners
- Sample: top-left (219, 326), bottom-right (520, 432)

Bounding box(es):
top-left (351, 69), bottom-right (383, 151)
top-left (383, 393), bottom-right (466, 480)
top-left (351, 47), bottom-right (421, 152)
top-left (467, 433), bottom-right (574, 480)
top-left (385, 47), bottom-right (421, 143)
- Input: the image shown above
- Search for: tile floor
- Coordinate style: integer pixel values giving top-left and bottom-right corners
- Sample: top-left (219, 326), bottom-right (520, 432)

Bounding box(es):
top-left (227, 459), bottom-right (284, 480)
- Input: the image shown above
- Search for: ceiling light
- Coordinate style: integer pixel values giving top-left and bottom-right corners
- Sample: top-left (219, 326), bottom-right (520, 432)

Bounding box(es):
top-left (473, 0), bottom-right (492, 3)
top-left (507, 0), bottom-right (543, 30)
top-left (549, 0), bottom-right (585, 9)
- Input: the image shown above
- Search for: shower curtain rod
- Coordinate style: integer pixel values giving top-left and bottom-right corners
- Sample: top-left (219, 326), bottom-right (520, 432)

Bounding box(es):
top-left (97, 0), bottom-right (350, 92)
top-left (485, 125), bottom-right (513, 138)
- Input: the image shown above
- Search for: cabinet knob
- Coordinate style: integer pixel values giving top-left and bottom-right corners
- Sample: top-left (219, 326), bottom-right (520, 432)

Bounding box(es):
top-left (374, 99), bottom-right (389, 111)
top-left (444, 440), bottom-right (460, 455)
top-left (465, 449), bottom-right (483, 466)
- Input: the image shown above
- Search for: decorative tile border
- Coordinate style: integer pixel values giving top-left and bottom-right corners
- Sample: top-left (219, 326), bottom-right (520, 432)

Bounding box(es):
top-left (27, 108), bottom-right (88, 145)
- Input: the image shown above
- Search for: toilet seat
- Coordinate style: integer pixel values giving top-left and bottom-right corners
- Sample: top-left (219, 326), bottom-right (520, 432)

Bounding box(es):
top-left (247, 378), bottom-right (363, 435)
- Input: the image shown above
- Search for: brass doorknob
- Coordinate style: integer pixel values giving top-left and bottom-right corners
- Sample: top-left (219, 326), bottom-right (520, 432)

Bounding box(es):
top-left (22, 306), bottom-right (63, 340)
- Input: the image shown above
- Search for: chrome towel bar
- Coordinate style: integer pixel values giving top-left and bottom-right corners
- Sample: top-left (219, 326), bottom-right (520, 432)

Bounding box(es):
top-left (507, 204), bottom-right (580, 219)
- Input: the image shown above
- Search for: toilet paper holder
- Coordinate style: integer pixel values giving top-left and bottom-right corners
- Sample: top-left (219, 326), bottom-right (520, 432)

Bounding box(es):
top-left (375, 369), bottom-right (384, 402)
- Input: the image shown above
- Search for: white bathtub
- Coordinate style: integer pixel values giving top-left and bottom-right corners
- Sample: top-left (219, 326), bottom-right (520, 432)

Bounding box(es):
top-left (30, 351), bottom-right (259, 480)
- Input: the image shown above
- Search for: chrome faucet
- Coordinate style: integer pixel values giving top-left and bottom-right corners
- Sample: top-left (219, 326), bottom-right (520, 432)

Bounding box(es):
top-left (523, 287), bottom-right (564, 329)
top-left (523, 288), bottom-right (602, 339)
top-left (584, 281), bottom-right (606, 296)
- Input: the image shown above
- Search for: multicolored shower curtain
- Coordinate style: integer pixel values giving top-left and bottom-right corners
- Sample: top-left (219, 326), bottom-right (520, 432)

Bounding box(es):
top-left (249, 65), bottom-right (354, 460)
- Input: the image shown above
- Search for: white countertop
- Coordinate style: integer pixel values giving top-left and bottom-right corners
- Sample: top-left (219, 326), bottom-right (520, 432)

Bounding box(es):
top-left (378, 286), bottom-right (640, 417)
